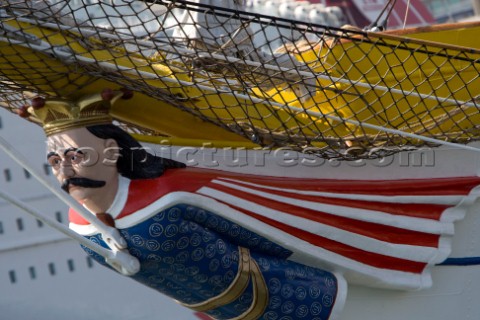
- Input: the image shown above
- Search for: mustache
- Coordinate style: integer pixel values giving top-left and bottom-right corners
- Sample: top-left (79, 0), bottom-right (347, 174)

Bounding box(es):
top-left (61, 178), bottom-right (106, 193)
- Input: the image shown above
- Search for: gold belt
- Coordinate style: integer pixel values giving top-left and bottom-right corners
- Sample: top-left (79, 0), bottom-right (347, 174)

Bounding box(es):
top-left (179, 247), bottom-right (268, 320)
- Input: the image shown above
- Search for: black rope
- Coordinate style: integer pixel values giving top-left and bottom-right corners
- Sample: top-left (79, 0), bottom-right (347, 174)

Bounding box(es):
top-left (366, 0), bottom-right (397, 31)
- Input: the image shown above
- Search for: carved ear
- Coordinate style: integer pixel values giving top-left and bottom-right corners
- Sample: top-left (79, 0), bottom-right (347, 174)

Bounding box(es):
top-left (104, 138), bottom-right (120, 163)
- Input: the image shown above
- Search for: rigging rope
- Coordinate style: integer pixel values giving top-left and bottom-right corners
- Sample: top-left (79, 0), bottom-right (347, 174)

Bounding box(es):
top-left (0, 134), bottom-right (140, 275)
top-left (0, 189), bottom-right (139, 275)
top-left (403, 0), bottom-right (412, 29)
top-left (366, 0), bottom-right (397, 30)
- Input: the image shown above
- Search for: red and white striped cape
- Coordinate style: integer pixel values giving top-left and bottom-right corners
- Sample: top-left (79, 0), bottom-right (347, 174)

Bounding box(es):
top-left (69, 167), bottom-right (480, 290)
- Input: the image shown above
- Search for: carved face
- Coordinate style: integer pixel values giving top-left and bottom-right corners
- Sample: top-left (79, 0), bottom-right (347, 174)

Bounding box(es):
top-left (46, 127), bottom-right (120, 213)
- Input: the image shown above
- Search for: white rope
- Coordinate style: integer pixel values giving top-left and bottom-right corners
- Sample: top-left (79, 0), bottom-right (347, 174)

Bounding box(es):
top-left (403, 0), bottom-right (412, 29)
top-left (0, 134), bottom-right (140, 275)
top-left (0, 189), bottom-right (139, 275)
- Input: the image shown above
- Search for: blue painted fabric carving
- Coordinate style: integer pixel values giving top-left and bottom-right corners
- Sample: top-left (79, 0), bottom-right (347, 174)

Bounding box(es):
top-left (84, 204), bottom-right (339, 319)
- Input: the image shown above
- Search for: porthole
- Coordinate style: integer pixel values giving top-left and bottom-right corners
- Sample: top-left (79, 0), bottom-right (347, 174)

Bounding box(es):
top-left (29, 266), bottom-right (36, 280)
top-left (16, 218), bottom-right (23, 231)
top-left (86, 256), bottom-right (94, 268)
top-left (4, 169), bottom-right (11, 182)
top-left (48, 263), bottom-right (56, 276)
top-left (55, 211), bottom-right (63, 223)
top-left (67, 259), bottom-right (75, 272)
top-left (8, 270), bottom-right (16, 284)
top-left (43, 163), bottom-right (51, 176)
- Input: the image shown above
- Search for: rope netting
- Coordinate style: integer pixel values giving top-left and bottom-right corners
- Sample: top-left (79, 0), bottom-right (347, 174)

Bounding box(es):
top-left (1, 0), bottom-right (480, 160)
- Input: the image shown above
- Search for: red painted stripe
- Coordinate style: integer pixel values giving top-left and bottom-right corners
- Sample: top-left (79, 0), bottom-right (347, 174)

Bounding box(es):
top-left (222, 175), bottom-right (480, 196)
top-left (69, 208), bottom-right (87, 225)
top-left (118, 169), bottom-right (215, 219)
top-left (206, 183), bottom-right (440, 247)
top-left (220, 201), bottom-right (427, 274)
top-left (218, 178), bottom-right (450, 220)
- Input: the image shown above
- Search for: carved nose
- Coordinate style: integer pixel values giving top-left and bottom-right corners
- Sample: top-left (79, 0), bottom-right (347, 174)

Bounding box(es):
top-left (59, 164), bottom-right (75, 178)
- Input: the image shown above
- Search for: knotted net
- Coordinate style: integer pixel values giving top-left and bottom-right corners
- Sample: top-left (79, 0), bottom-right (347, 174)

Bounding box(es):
top-left (1, 0), bottom-right (480, 160)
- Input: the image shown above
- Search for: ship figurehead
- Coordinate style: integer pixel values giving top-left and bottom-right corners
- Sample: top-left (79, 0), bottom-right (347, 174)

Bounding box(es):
top-left (20, 90), bottom-right (480, 319)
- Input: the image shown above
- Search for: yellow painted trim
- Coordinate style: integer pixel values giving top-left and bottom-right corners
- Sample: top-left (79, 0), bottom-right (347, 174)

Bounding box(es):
top-left (230, 256), bottom-right (269, 320)
top-left (133, 134), bottom-right (261, 149)
top-left (179, 247), bottom-right (252, 312)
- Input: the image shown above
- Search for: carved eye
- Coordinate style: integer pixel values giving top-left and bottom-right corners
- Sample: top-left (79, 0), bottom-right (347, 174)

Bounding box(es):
top-left (70, 154), bottom-right (80, 163)
top-left (47, 156), bottom-right (62, 168)
top-left (66, 150), bottom-right (84, 165)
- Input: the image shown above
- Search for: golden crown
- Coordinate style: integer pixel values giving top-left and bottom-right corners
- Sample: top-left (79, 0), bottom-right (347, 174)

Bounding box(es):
top-left (23, 89), bottom-right (132, 136)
